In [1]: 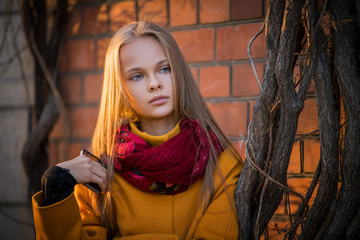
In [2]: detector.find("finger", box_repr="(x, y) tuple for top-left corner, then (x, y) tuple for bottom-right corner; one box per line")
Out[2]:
(88, 161), (108, 187)
(89, 174), (107, 193)
(91, 161), (108, 179)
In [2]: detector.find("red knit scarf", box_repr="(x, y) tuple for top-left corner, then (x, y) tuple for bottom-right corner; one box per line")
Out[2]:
(113, 118), (223, 195)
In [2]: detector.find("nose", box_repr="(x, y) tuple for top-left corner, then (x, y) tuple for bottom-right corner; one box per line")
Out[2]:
(148, 74), (163, 91)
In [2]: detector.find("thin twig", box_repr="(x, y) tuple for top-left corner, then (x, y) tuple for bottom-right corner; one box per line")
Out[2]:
(286, 181), (293, 226)
(252, 110), (275, 239)
(307, 0), (329, 58)
(28, 31), (65, 113)
(0, 0), (14, 55)
(247, 21), (265, 95)
(247, 18), (276, 240)
(0, 45), (26, 77)
(295, 121), (347, 142)
(255, 177), (270, 240)
(296, 0), (329, 98)
(10, 17), (33, 108)
(295, 128), (319, 142)
(285, 158), (322, 239)
(245, 137), (310, 238)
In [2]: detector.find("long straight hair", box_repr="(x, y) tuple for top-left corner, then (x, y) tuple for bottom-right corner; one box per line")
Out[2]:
(90, 21), (241, 236)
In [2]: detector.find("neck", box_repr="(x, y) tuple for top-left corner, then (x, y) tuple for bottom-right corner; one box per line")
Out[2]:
(139, 117), (177, 136)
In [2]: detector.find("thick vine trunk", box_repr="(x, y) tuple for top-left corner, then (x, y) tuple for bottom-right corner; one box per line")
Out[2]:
(235, 0), (315, 238)
(235, 0), (360, 238)
(323, 0), (360, 238)
(253, 0), (314, 235)
(235, 0), (285, 238)
(299, 0), (340, 238)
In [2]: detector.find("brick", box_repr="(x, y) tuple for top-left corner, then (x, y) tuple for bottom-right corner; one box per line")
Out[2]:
(170, 0), (197, 26)
(207, 101), (247, 136)
(275, 177), (316, 215)
(171, 28), (214, 62)
(60, 40), (96, 72)
(190, 67), (198, 83)
(199, 65), (229, 98)
(97, 37), (111, 68)
(83, 4), (108, 35)
(288, 141), (301, 173)
(232, 140), (246, 161)
(233, 62), (264, 97)
(66, 7), (82, 36)
(138, 0), (168, 26)
(275, 197), (288, 216)
(287, 177), (318, 214)
(47, 0), (57, 8)
(308, 78), (316, 94)
(48, 142), (59, 166)
(52, 141), (91, 163)
(293, 63), (301, 92)
(49, 140), (67, 164)
(110, 1), (136, 32)
(71, 106), (99, 138)
(67, 142), (88, 159)
(84, 73), (103, 103)
(297, 99), (319, 135)
(266, 220), (299, 240)
(59, 76), (82, 104)
(49, 113), (66, 139)
(274, 189), (293, 215)
(231, 0), (263, 20)
(304, 140), (320, 173)
(216, 23), (266, 61)
(199, 0), (229, 23)
(275, 198), (286, 215)
(59, 141), (67, 163)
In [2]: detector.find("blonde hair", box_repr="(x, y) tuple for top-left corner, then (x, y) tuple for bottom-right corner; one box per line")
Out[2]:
(90, 21), (241, 236)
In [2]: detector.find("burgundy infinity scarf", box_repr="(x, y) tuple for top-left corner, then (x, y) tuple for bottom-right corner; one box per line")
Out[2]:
(113, 118), (223, 195)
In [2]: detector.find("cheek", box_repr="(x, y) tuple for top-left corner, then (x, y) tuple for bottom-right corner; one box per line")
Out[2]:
(127, 97), (143, 116)
(127, 93), (142, 109)
(163, 76), (174, 91)
(124, 83), (138, 99)
(123, 86), (139, 108)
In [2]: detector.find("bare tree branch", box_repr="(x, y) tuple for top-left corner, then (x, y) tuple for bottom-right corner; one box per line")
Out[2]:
(20, 0), (69, 194)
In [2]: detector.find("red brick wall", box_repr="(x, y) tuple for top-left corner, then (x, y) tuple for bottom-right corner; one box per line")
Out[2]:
(49, 0), (319, 238)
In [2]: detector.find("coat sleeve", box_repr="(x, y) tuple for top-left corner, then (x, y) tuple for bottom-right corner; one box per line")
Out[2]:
(188, 149), (243, 240)
(32, 185), (107, 240)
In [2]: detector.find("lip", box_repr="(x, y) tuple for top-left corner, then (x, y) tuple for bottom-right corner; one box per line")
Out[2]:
(149, 95), (169, 105)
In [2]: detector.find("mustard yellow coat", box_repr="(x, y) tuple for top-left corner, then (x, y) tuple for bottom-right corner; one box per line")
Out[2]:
(32, 123), (243, 240)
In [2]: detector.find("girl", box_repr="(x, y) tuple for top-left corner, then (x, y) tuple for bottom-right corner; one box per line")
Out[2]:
(32, 21), (243, 240)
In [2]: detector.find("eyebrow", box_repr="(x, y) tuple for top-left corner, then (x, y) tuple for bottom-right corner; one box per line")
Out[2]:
(124, 59), (169, 75)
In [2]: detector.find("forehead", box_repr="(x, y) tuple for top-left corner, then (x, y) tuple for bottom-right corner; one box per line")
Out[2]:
(119, 37), (167, 71)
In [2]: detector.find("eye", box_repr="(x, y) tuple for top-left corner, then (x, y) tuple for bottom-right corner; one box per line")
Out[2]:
(159, 66), (171, 73)
(129, 74), (143, 81)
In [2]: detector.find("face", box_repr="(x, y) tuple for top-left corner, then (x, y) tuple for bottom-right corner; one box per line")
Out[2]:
(120, 37), (175, 125)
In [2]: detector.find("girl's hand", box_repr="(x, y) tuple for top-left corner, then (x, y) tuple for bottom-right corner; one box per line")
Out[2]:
(56, 155), (108, 193)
